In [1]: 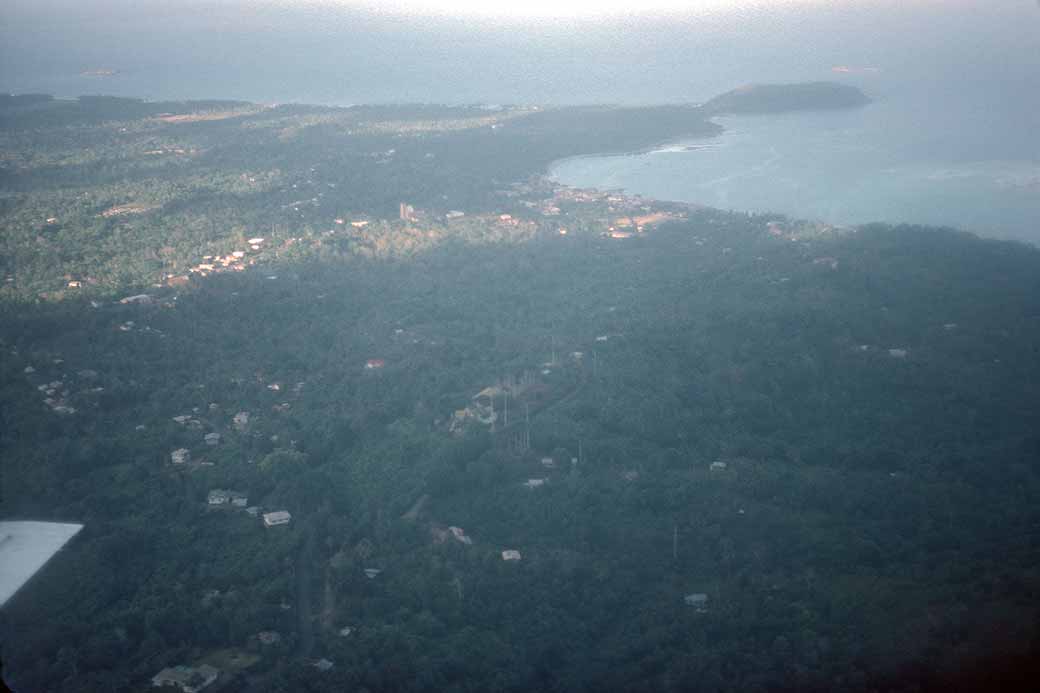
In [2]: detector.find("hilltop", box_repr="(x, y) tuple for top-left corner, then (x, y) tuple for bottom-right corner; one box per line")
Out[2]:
(702, 81), (871, 115)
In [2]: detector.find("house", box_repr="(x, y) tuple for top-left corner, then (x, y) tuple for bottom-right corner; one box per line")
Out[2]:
(150, 664), (219, 693)
(448, 526), (473, 545)
(230, 492), (248, 507)
(257, 630), (281, 645)
(888, 348), (908, 359)
(445, 210), (465, 219)
(313, 659), (334, 672)
(363, 568), (382, 579)
(171, 448), (190, 465)
(523, 478), (548, 489)
(232, 250), (245, 259)
(233, 411), (250, 431)
(350, 220), (369, 228)
(263, 511), (292, 527)
(684, 593), (709, 612)
(247, 237), (265, 245)
(501, 550), (522, 561)
(67, 281), (82, 288)
(204, 432), (221, 446)
(622, 470), (640, 482)
(541, 457), (555, 469)
(173, 415), (191, 424)
(207, 489), (230, 505)
(365, 359), (385, 370)
(710, 461), (727, 472)
(119, 294), (153, 305)
(245, 506), (261, 517)
(339, 626), (354, 637)
(473, 385), (504, 401)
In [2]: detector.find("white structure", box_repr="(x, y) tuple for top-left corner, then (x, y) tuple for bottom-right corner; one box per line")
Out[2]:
(0, 521), (83, 607)
(684, 593), (710, 612)
(523, 478), (548, 489)
(364, 568), (382, 579)
(204, 432), (221, 446)
(150, 664), (219, 692)
(119, 294), (153, 305)
(541, 457), (555, 469)
(230, 493), (248, 507)
(207, 489), (230, 505)
(448, 526), (473, 545)
(709, 461), (727, 472)
(888, 348), (909, 359)
(501, 550), (522, 561)
(263, 511), (292, 527)
(171, 448), (190, 465)
(247, 237), (265, 245)
(339, 626), (354, 637)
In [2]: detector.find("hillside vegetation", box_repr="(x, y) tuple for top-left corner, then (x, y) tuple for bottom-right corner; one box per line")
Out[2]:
(2, 89), (1038, 693)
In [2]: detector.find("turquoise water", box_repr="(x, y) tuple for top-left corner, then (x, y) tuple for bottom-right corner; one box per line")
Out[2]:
(550, 99), (1040, 242)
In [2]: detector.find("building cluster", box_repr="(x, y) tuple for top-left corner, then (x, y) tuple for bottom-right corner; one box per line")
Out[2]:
(23, 364), (107, 416)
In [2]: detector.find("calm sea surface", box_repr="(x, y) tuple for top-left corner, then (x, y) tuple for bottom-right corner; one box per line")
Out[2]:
(2, 0), (1038, 241)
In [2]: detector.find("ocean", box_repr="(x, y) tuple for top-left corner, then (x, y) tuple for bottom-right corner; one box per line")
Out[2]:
(2, 0), (1038, 241)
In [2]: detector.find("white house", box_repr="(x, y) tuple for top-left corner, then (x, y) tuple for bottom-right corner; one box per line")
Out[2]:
(207, 490), (230, 505)
(501, 550), (522, 561)
(171, 448), (190, 465)
(684, 593), (709, 612)
(204, 432), (221, 446)
(448, 526), (473, 545)
(523, 478), (548, 489)
(263, 511), (291, 527)
(710, 461), (727, 472)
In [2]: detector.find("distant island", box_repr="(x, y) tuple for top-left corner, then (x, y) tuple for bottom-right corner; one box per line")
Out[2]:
(702, 81), (871, 115)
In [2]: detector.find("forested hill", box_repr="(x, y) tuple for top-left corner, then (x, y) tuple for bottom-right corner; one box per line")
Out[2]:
(2, 90), (1040, 693)
(702, 82), (871, 115)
